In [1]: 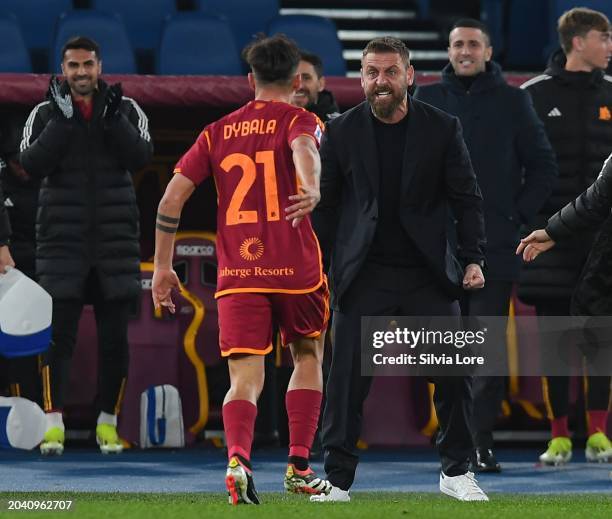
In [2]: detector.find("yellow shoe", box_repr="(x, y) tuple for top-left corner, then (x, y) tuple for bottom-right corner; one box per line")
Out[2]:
(585, 432), (612, 463)
(40, 427), (64, 456)
(539, 437), (572, 465)
(96, 423), (123, 454)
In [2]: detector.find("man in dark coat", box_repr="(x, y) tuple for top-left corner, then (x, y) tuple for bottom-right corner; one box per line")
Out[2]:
(415, 18), (557, 472)
(19, 36), (153, 456)
(519, 7), (612, 464)
(311, 37), (488, 502)
(0, 179), (13, 273)
(0, 111), (41, 403)
(518, 151), (612, 463)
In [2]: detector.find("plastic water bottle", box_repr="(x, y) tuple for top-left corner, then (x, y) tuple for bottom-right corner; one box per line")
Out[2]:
(0, 267), (52, 357)
(0, 396), (46, 450)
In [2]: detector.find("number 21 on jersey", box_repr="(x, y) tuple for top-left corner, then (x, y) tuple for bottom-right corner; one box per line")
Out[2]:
(221, 151), (280, 226)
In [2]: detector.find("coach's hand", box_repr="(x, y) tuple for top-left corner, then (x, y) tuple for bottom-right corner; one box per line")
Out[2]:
(152, 267), (179, 314)
(104, 82), (123, 121)
(47, 75), (73, 121)
(286, 185), (320, 228)
(516, 229), (555, 262)
(463, 263), (485, 290)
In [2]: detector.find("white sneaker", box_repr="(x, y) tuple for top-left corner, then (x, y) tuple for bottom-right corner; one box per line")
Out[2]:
(440, 471), (489, 501)
(310, 485), (351, 502)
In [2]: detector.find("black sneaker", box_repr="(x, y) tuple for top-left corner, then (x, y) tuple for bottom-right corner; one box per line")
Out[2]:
(225, 456), (261, 505)
(470, 448), (501, 473)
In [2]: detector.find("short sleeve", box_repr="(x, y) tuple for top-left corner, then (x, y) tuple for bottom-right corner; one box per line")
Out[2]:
(173, 129), (212, 186)
(287, 110), (324, 149)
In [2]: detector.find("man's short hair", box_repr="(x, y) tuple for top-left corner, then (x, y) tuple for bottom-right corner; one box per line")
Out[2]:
(362, 37), (411, 68)
(61, 36), (100, 61)
(242, 34), (301, 86)
(449, 18), (492, 46)
(558, 7), (610, 54)
(299, 51), (324, 78)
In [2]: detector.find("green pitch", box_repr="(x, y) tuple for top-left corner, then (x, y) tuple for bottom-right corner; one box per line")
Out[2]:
(1, 492), (610, 518)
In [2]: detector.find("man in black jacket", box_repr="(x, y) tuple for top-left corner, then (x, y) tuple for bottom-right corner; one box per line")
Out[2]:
(311, 37), (488, 502)
(0, 112), (41, 403)
(518, 151), (612, 463)
(0, 180), (14, 273)
(20, 36), (153, 456)
(415, 19), (557, 472)
(291, 51), (340, 122)
(520, 7), (612, 465)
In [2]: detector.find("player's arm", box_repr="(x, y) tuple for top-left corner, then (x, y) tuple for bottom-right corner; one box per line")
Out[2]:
(152, 173), (196, 312)
(286, 135), (321, 228)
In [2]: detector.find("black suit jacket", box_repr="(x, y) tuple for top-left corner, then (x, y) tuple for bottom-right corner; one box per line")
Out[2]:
(312, 97), (486, 310)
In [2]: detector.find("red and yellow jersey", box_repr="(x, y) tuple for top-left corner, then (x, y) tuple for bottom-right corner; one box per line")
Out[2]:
(174, 100), (325, 298)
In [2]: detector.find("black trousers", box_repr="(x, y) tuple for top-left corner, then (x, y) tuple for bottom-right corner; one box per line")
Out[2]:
(42, 270), (131, 415)
(461, 280), (513, 449)
(536, 300), (611, 419)
(322, 263), (473, 490)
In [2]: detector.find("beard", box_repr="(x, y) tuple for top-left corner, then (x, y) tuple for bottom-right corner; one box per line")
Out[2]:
(367, 86), (407, 119)
(70, 77), (96, 96)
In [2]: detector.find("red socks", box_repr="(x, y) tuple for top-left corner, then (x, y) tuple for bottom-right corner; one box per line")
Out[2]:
(222, 400), (257, 462)
(286, 389), (322, 459)
(551, 416), (569, 438)
(587, 410), (608, 436)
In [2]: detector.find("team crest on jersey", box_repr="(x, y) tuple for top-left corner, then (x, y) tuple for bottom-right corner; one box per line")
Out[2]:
(239, 237), (264, 261)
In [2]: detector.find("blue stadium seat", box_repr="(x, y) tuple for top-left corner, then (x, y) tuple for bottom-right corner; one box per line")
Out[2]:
(157, 13), (242, 75)
(0, 0), (71, 53)
(196, 0), (279, 52)
(91, 0), (176, 52)
(267, 15), (346, 76)
(0, 15), (32, 72)
(549, 0), (612, 19)
(480, 0), (506, 57)
(505, 0), (549, 68)
(51, 10), (136, 74)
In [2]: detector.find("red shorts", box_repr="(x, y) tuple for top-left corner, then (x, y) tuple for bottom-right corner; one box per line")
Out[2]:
(217, 279), (329, 357)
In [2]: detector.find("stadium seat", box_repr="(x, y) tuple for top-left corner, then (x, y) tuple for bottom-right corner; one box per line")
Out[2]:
(51, 10), (136, 74)
(505, 0), (549, 68)
(157, 13), (242, 75)
(172, 232), (227, 432)
(0, 15), (32, 72)
(0, 0), (71, 54)
(91, 0), (176, 52)
(267, 15), (347, 76)
(549, 0), (612, 20)
(196, 0), (279, 52)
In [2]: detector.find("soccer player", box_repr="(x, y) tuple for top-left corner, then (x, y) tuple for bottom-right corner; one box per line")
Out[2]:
(152, 34), (331, 505)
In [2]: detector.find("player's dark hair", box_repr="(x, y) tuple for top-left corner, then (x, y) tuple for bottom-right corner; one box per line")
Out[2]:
(61, 36), (101, 61)
(299, 50), (324, 78)
(450, 18), (492, 46)
(242, 34), (301, 86)
(362, 37), (411, 68)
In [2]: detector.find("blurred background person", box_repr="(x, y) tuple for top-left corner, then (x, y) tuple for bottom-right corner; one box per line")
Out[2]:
(0, 112), (42, 403)
(291, 51), (340, 122)
(415, 18), (557, 473)
(519, 7), (612, 465)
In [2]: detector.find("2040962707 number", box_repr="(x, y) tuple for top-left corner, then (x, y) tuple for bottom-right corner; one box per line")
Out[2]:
(4, 500), (73, 511)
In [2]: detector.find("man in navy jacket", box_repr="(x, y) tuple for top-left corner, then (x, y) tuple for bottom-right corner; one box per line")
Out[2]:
(415, 19), (557, 472)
